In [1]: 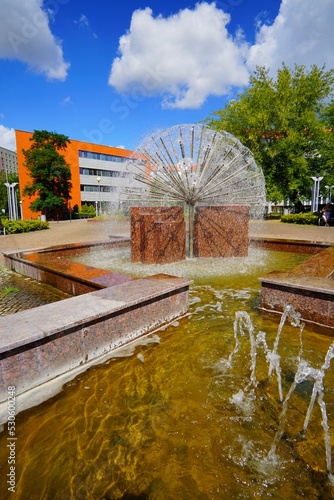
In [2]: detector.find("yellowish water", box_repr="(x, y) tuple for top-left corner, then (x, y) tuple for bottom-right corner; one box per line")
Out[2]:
(1, 249), (334, 499)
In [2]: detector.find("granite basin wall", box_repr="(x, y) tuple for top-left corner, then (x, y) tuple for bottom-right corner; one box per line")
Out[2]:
(259, 246), (334, 328)
(250, 238), (330, 254)
(3, 238), (133, 296)
(194, 205), (249, 258)
(131, 206), (185, 264)
(0, 274), (192, 425)
(261, 280), (334, 328)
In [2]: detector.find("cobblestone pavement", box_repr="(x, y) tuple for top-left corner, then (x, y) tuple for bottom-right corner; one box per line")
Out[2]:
(0, 267), (70, 316)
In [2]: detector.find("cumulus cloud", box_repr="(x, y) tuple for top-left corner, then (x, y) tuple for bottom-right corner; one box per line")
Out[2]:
(247, 0), (334, 73)
(0, 126), (16, 151)
(109, 1), (334, 109)
(108, 3), (249, 109)
(0, 0), (69, 81)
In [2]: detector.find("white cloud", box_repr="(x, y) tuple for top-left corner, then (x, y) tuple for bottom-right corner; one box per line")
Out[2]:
(108, 3), (249, 109)
(247, 0), (334, 73)
(0, 0), (69, 81)
(0, 126), (16, 151)
(109, 1), (334, 110)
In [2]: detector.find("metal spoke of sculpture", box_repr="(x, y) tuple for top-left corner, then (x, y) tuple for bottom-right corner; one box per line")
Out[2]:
(124, 124), (266, 258)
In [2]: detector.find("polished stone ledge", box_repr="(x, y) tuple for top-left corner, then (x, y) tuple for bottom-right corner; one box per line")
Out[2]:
(0, 274), (192, 425)
(259, 245), (334, 328)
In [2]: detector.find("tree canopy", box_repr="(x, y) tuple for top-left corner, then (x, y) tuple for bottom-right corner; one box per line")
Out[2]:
(23, 130), (72, 218)
(205, 64), (334, 205)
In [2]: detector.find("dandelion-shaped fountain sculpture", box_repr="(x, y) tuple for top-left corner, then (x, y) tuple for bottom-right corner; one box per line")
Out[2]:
(124, 124), (266, 258)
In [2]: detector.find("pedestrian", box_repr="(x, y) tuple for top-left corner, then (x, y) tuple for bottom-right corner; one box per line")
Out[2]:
(322, 202), (332, 226)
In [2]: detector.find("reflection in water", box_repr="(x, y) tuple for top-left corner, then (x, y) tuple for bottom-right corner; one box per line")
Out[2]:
(0, 249), (333, 498)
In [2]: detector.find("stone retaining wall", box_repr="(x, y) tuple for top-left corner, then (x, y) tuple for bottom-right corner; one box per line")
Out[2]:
(0, 274), (192, 425)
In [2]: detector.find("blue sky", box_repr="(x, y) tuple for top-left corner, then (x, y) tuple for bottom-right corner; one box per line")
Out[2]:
(1, 0), (333, 152)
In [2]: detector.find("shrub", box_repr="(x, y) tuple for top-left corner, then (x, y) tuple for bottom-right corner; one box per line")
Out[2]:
(280, 212), (318, 225)
(264, 213), (281, 220)
(79, 204), (96, 217)
(2, 219), (49, 234)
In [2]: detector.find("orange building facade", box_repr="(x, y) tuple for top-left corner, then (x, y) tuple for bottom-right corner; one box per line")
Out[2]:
(15, 130), (135, 220)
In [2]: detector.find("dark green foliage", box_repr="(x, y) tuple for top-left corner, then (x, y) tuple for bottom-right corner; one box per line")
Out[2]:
(206, 64), (334, 204)
(2, 219), (49, 233)
(280, 212), (318, 225)
(22, 130), (72, 219)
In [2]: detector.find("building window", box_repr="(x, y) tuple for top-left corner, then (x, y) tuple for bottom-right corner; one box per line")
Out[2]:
(80, 185), (117, 193)
(79, 149), (131, 163)
(79, 167), (129, 178)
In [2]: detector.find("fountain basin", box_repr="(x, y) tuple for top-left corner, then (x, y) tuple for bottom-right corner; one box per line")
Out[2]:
(1, 239), (192, 425)
(3, 237), (133, 296)
(2, 238), (334, 497)
(0, 273), (191, 426)
(259, 244), (334, 328)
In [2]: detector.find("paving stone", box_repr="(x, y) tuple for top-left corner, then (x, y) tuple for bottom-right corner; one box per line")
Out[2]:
(0, 268), (70, 316)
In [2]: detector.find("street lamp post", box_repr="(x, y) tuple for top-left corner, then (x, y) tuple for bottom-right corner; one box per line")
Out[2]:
(97, 177), (101, 216)
(5, 182), (18, 220)
(311, 176), (323, 212)
(325, 185), (334, 203)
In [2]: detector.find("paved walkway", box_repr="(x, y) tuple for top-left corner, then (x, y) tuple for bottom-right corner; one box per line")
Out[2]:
(0, 218), (333, 265)
(249, 219), (334, 243)
(0, 219), (131, 265)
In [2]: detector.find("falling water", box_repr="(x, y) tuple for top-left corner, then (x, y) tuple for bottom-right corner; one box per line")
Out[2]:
(228, 305), (334, 482)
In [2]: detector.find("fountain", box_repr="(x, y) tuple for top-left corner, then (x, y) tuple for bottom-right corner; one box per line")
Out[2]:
(1, 242), (334, 498)
(1, 124), (333, 497)
(124, 124), (266, 259)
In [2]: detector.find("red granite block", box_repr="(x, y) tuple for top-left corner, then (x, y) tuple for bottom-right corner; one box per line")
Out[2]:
(145, 220), (186, 264)
(193, 205), (249, 258)
(131, 206), (185, 263)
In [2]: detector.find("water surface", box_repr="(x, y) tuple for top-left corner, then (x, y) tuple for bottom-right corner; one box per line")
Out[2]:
(1, 249), (333, 498)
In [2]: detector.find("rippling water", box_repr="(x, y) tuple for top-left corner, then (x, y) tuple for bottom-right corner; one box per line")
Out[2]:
(1, 249), (334, 498)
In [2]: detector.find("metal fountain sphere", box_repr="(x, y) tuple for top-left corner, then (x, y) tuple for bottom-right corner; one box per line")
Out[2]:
(124, 123), (267, 218)
(123, 123), (267, 258)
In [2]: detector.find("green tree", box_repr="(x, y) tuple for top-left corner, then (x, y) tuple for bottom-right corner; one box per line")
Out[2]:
(22, 130), (72, 218)
(205, 64), (334, 207)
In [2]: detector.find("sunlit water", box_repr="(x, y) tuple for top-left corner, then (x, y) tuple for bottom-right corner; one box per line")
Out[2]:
(1, 248), (334, 498)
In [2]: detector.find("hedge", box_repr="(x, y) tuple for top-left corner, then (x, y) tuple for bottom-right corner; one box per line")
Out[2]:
(80, 204), (96, 216)
(280, 212), (318, 225)
(2, 219), (49, 234)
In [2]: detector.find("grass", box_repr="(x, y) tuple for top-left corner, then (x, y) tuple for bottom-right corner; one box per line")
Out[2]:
(1, 286), (20, 298)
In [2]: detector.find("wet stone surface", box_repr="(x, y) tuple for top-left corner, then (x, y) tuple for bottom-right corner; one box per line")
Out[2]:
(0, 268), (70, 316)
